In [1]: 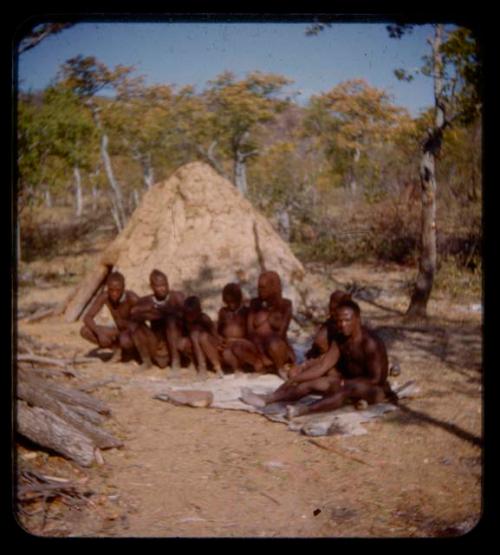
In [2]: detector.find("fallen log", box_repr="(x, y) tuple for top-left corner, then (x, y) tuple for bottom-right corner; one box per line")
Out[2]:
(17, 354), (95, 368)
(78, 377), (120, 393)
(17, 365), (83, 380)
(69, 404), (107, 426)
(17, 380), (122, 449)
(22, 306), (56, 323)
(16, 401), (96, 467)
(17, 354), (68, 368)
(18, 370), (111, 415)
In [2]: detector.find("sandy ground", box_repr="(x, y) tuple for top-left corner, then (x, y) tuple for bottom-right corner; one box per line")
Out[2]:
(14, 253), (483, 539)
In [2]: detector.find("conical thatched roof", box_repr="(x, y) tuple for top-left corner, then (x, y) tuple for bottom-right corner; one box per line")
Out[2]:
(63, 162), (307, 322)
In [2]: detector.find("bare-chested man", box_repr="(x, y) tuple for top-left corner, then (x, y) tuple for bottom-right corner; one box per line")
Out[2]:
(241, 299), (398, 417)
(215, 282), (263, 374)
(235, 271), (295, 377)
(305, 290), (352, 360)
(183, 295), (224, 380)
(130, 269), (186, 372)
(80, 271), (139, 362)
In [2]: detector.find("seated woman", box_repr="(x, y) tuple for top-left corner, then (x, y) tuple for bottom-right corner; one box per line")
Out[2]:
(243, 271), (296, 378)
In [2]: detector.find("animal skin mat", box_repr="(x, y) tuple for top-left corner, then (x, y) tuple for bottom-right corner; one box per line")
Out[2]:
(125, 373), (419, 437)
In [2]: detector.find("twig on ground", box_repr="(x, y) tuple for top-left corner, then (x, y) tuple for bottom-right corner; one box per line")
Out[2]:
(307, 438), (373, 466)
(259, 491), (281, 505)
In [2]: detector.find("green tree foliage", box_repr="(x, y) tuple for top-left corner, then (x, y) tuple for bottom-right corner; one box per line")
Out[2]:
(57, 56), (137, 230)
(302, 79), (406, 193)
(204, 71), (293, 195)
(17, 87), (96, 207)
(111, 82), (207, 188)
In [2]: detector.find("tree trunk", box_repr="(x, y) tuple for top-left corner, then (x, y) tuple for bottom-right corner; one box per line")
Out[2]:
(73, 165), (83, 217)
(131, 189), (140, 208)
(88, 102), (126, 230)
(234, 150), (249, 196)
(92, 185), (99, 211)
(406, 149), (438, 318)
(276, 208), (291, 242)
(349, 147), (361, 194)
(143, 155), (155, 189)
(202, 141), (228, 179)
(406, 25), (444, 319)
(44, 187), (52, 209)
(101, 133), (126, 230)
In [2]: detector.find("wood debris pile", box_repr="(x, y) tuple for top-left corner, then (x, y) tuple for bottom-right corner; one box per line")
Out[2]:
(16, 333), (123, 468)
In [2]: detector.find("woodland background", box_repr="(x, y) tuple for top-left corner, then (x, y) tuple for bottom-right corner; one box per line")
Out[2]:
(16, 23), (482, 314)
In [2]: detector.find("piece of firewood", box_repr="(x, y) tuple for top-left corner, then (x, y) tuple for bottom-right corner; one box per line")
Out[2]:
(16, 401), (96, 467)
(17, 380), (122, 449)
(18, 370), (111, 415)
(23, 306), (56, 323)
(17, 353), (95, 368)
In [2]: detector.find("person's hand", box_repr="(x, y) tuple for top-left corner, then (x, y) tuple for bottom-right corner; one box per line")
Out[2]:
(98, 333), (113, 348)
(98, 329), (117, 348)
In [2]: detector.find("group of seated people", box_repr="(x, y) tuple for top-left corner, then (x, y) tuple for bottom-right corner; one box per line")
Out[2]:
(80, 268), (399, 417)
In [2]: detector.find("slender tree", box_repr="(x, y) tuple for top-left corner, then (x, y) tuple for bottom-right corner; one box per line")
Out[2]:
(58, 56), (136, 230)
(205, 71), (292, 195)
(389, 24), (482, 318)
(303, 79), (405, 194)
(307, 22), (482, 317)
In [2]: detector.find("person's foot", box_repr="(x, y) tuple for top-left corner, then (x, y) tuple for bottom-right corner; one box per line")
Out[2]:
(137, 360), (153, 371)
(198, 368), (208, 381)
(277, 366), (289, 380)
(354, 399), (369, 411)
(286, 404), (304, 419)
(240, 387), (267, 408)
(109, 349), (122, 363)
(169, 367), (182, 379)
(214, 367), (225, 379)
(389, 362), (401, 377)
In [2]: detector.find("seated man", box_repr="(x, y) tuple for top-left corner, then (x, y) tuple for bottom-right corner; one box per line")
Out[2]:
(236, 271), (295, 377)
(241, 299), (398, 418)
(305, 290), (352, 360)
(130, 269), (186, 372)
(80, 271), (139, 362)
(183, 295), (224, 380)
(216, 282), (263, 375)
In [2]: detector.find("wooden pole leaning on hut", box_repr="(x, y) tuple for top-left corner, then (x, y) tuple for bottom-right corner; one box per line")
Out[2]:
(60, 263), (112, 323)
